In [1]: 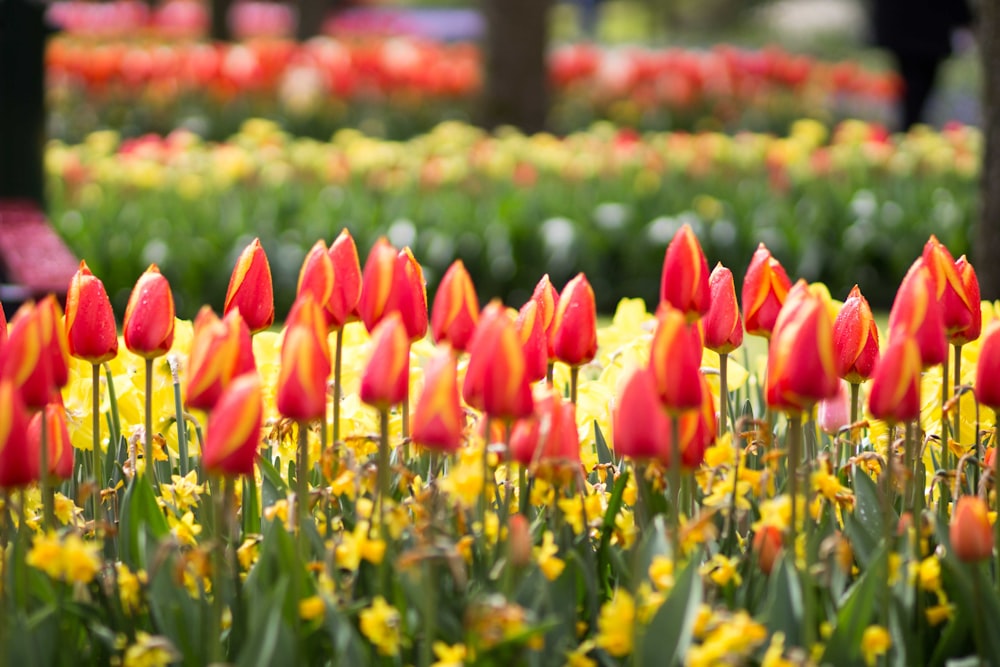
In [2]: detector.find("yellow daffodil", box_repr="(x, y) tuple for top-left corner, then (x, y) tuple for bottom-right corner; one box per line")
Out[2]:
(359, 596), (402, 657)
(534, 531), (566, 581)
(860, 625), (891, 667)
(595, 590), (634, 657)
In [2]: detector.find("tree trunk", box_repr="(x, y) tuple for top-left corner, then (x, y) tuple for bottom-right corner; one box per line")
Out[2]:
(480, 0), (553, 134)
(210, 0), (233, 41)
(978, 0), (1000, 298)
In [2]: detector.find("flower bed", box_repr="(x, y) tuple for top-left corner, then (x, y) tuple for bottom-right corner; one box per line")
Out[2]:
(46, 36), (899, 141)
(47, 119), (978, 319)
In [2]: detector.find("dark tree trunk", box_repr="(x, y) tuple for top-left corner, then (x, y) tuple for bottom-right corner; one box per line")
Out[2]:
(480, 0), (553, 134)
(296, 0), (328, 41)
(978, 0), (1000, 298)
(210, 0), (233, 41)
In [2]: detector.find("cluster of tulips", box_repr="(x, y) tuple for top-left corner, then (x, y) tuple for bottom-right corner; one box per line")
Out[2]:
(3, 219), (1000, 665)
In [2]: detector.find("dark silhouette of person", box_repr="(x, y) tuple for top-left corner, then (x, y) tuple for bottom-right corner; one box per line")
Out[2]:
(872, 0), (972, 130)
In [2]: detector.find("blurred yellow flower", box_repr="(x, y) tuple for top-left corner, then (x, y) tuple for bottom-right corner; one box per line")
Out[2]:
(595, 590), (634, 657)
(360, 596), (402, 657)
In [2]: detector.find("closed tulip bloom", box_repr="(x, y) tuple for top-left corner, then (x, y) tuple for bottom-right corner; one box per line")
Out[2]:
(923, 236), (976, 339)
(203, 373), (264, 477)
(28, 402), (73, 481)
(327, 229), (363, 329)
(124, 264), (175, 359)
(950, 495), (993, 562)
(359, 237), (398, 333)
(765, 281), (839, 413)
(224, 237), (275, 333)
(510, 389), (579, 468)
(703, 263), (743, 354)
(532, 274), (559, 357)
(888, 261), (947, 369)
(0, 380), (37, 488)
(1, 303), (54, 409)
(411, 347), (464, 453)
(37, 295), (70, 389)
(65, 260), (118, 364)
(516, 299), (548, 383)
(868, 337), (922, 424)
(833, 285), (880, 383)
(431, 260), (479, 352)
(946, 255), (981, 346)
(649, 303), (704, 412)
(752, 525), (784, 575)
(742, 243), (792, 338)
(613, 367), (671, 461)
(276, 295), (331, 421)
(185, 307), (253, 412)
(297, 240), (335, 323)
(660, 223), (710, 320)
(390, 247), (429, 342)
(674, 373), (716, 468)
(463, 301), (534, 420)
(360, 313), (411, 411)
(551, 273), (598, 367)
(975, 320), (1000, 409)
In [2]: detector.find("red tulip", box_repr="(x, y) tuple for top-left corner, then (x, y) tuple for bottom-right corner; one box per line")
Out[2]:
(390, 247), (428, 342)
(1, 303), (54, 409)
(224, 237), (275, 333)
(765, 281), (838, 413)
(359, 237), (398, 333)
(0, 379), (37, 488)
(185, 307), (254, 412)
(613, 367), (671, 461)
(65, 260), (118, 364)
(297, 240), (335, 324)
(463, 301), (534, 420)
(946, 255), (981, 346)
(431, 260), (479, 352)
(203, 373), (264, 477)
(410, 347), (464, 453)
(923, 236), (977, 340)
(752, 525), (784, 575)
(360, 313), (410, 411)
(28, 401), (73, 481)
(551, 273), (598, 367)
(37, 295), (70, 389)
(976, 320), (1000, 409)
(868, 336), (922, 424)
(742, 243), (792, 338)
(660, 223), (710, 320)
(833, 285), (879, 383)
(123, 264), (175, 359)
(532, 274), (559, 357)
(888, 260), (947, 369)
(276, 295), (331, 421)
(327, 229), (362, 329)
(510, 388), (579, 470)
(703, 263), (743, 354)
(950, 495), (993, 563)
(649, 303), (704, 412)
(515, 299), (548, 383)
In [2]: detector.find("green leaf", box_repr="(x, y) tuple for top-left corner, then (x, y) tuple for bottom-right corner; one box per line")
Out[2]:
(118, 472), (170, 569)
(147, 548), (206, 667)
(323, 605), (366, 664)
(596, 469), (629, 594)
(236, 578), (295, 667)
(819, 543), (885, 666)
(762, 554), (804, 647)
(258, 455), (287, 511)
(594, 421), (613, 466)
(845, 468), (891, 567)
(640, 556), (702, 667)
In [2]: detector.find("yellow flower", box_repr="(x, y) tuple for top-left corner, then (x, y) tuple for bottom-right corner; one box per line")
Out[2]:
(860, 625), (891, 667)
(648, 555), (674, 592)
(54, 493), (83, 526)
(636, 583), (664, 624)
(926, 603), (954, 626)
(439, 446), (484, 508)
(264, 499), (290, 529)
(167, 511), (202, 547)
(916, 556), (941, 593)
(299, 595), (326, 622)
(335, 521), (386, 571)
(431, 642), (467, 667)
(812, 469), (854, 505)
(699, 554), (742, 588)
(26, 532), (101, 584)
(761, 632), (794, 667)
(237, 538), (260, 571)
(534, 531), (566, 581)
(360, 596), (402, 657)
(123, 632), (179, 667)
(564, 642), (597, 667)
(595, 590), (635, 657)
(117, 563), (147, 613)
(159, 471), (204, 513)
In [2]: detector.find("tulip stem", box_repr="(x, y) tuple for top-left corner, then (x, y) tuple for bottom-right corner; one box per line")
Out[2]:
(91, 363), (103, 534)
(670, 415), (682, 567)
(718, 353), (729, 437)
(333, 328), (343, 446)
(953, 344), (963, 450)
(141, 358), (152, 480)
(169, 359), (189, 478)
(942, 351), (951, 469)
(570, 366), (579, 405)
(40, 407), (54, 529)
(518, 464), (528, 516)
(377, 407), (391, 542)
(849, 382), (860, 467)
(787, 413), (802, 554)
(546, 362), (554, 386)
(297, 421), (310, 562)
(209, 475), (226, 664)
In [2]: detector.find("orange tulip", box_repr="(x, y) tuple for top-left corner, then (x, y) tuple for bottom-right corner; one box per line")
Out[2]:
(976, 320), (1000, 409)
(431, 260), (479, 352)
(224, 237), (275, 333)
(765, 281), (838, 413)
(660, 223), (710, 320)
(551, 273), (597, 367)
(28, 401), (73, 481)
(276, 295), (331, 421)
(752, 525), (784, 575)
(185, 307), (254, 412)
(37, 295), (70, 390)
(613, 367), (671, 461)
(532, 274), (559, 357)
(868, 337), (922, 424)
(0, 379), (36, 488)
(833, 285), (879, 383)
(923, 236), (977, 340)
(510, 388), (579, 469)
(359, 237), (398, 333)
(649, 303), (704, 412)
(410, 347), (464, 453)
(65, 260), (118, 364)
(888, 260), (946, 369)
(463, 301), (534, 420)
(946, 255), (981, 346)
(703, 263), (743, 354)
(297, 239), (335, 323)
(123, 264), (175, 359)
(1, 303), (54, 409)
(515, 299), (548, 383)
(742, 243), (791, 338)
(391, 247), (429, 342)
(950, 495), (993, 563)
(360, 313), (410, 411)
(327, 229), (363, 329)
(203, 372), (264, 477)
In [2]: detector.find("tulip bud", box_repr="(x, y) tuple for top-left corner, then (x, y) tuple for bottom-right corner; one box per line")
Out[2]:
(359, 237), (398, 333)
(888, 260), (947, 369)
(124, 264), (176, 359)
(949, 495), (993, 562)
(411, 347), (464, 453)
(37, 295), (70, 389)
(360, 313), (410, 411)
(0, 380), (37, 488)
(703, 263), (743, 354)
(532, 274), (559, 357)
(203, 373), (264, 477)
(976, 320), (1000, 409)
(463, 302), (534, 420)
(327, 229), (363, 329)
(660, 223), (710, 320)
(224, 238), (275, 333)
(28, 401), (73, 481)
(515, 299), (548, 383)
(551, 273), (598, 368)
(613, 367), (671, 461)
(1, 303), (54, 409)
(752, 525), (784, 575)
(390, 247), (428, 342)
(834, 285), (879, 383)
(510, 388), (579, 470)
(923, 236), (978, 340)
(297, 239), (335, 321)
(868, 337), (922, 425)
(947, 255), (981, 346)
(66, 260), (118, 364)
(742, 243), (792, 338)
(276, 295), (331, 421)
(431, 260), (479, 352)
(765, 281), (839, 413)
(649, 303), (704, 412)
(185, 307), (254, 412)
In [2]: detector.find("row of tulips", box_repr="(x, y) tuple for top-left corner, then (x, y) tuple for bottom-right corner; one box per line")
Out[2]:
(47, 118), (978, 319)
(2, 218), (1000, 664)
(47, 36), (899, 142)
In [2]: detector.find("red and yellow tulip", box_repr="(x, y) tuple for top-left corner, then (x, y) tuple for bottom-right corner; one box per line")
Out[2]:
(410, 346), (464, 453)
(660, 223), (710, 320)
(742, 243), (791, 339)
(202, 372), (264, 477)
(833, 285), (879, 383)
(224, 237), (275, 334)
(123, 264), (176, 359)
(431, 260), (479, 352)
(65, 260), (118, 364)
(703, 263), (743, 355)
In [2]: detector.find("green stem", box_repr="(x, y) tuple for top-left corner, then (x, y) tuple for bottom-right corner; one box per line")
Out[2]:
(91, 364), (103, 532)
(670, 415), (682, 568)
(718, 352), (729, 437)
(421, 559), (435, 667)
(942, 351), (950, 468)
(546, 361), (554, 386)
(170, 359), (189, 478)
(849, 382), (860, 467)
(333, 328), (343, 445)
(954, 344), (963, 448)
(103, 362), (122, 455)
(787, 413), (802, 554)
(402, 390), (410, 462)
(141, 358), (152, 479)
(518, 464), (528, 516)
(377, 408), (391, 538)
(297, 422), (310, 562)
(209, 475), (226, 664)
(40, 406), (53, 528)
(570, 365), (579, 405)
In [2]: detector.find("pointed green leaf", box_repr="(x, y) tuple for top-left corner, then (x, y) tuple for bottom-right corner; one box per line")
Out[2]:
(119, 472), (170, 569)
(762, 554), (804, 647)
(819, 544), (885, 666)
(594, 421), (613, 466)
(641, 556), (703, 667)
